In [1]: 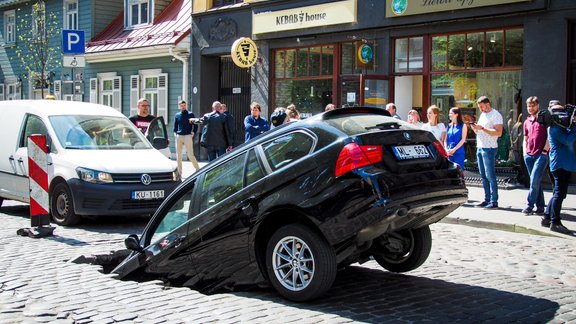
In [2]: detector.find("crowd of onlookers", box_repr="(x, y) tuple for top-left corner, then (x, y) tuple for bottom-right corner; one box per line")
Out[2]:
(130, 96), (575, 235)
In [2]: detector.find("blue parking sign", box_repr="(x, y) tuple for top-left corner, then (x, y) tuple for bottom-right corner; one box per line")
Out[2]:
(62, 30), (85, 54)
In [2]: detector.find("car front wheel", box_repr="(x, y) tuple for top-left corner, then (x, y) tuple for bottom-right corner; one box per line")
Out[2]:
(372, 225), (432, 273)
(265, 224), (336, 302)
(50, 183), (80, 226)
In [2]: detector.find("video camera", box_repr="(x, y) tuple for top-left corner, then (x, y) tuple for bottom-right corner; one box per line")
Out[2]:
(537, 103), (576, 129)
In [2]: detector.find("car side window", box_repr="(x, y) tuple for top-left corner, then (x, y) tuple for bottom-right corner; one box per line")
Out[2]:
(261, 132), (314, 171)
(20, 114), (52, 150)
(149, 183), (194, 245)
(200, 153), (246, 211)
(245, 149), (265, 186)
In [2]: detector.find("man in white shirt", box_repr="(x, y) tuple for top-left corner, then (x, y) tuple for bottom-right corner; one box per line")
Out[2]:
(470, 96), (503, 209)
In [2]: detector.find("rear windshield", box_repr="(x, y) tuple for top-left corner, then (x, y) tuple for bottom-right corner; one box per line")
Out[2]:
(324, 113), (415, 135)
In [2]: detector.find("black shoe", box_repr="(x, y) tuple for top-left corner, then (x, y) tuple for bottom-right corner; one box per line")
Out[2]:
(550, 223), (572, 235)
(541, 217), (551, 227)
(535, 208), (545, 215)
(484, 202), (498, 209)
(476, 201), (489, 207)
(522, 207), (533, 215)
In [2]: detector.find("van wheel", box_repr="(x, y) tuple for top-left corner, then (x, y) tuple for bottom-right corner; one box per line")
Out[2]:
(51, 183), (80, 226)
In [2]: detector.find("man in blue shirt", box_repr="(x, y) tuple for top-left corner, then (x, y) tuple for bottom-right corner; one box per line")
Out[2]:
(244, 102), (269, 142)
(173, 100), (200, 175)
(541, 104), (576, 234)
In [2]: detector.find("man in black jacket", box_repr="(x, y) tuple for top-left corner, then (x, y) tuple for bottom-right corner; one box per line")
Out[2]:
(194, 101), (232, 161)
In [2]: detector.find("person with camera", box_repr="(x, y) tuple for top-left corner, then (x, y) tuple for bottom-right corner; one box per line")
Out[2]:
(522, 96), (549, 215)
(471, 96), (504, 209)
(541, 103), (576, 234)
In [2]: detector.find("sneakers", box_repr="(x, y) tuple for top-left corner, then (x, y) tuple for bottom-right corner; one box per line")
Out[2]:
(522, 207), (533, 215)
(484, 202), (498, 209)
(535, 208), (545, 215)
(550, 223), (572, 235)
(541, 218), (551, 227)
(476, 201), (489, 207)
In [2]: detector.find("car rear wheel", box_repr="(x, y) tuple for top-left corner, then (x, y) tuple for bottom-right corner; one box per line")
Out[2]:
(50, 183), (80, 226)
(373, 225), (432, 273)
(265, 224), (336, 302)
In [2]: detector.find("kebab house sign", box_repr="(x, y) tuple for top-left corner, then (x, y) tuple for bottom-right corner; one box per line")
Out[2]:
(231, 37), (258, 68)
(386, 0), (530, 17)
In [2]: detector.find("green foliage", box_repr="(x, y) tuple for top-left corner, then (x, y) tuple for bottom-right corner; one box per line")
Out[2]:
(14, 0), (60, 96)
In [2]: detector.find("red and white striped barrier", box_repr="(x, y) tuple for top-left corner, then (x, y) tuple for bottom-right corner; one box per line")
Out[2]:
(27, 135), (50, 227)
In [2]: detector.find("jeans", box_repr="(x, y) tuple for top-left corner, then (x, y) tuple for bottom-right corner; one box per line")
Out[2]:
(207, 146), (226, 162)
(547, 168), (571, 224)
(523, 153), (548, 210)
(477, 148), (498, 204)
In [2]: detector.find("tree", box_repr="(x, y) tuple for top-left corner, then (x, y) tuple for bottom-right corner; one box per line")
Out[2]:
(15, 0), (60, 98)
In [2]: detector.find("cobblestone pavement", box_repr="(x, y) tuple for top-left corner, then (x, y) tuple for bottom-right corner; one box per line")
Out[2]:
(1, 201), (576, 323)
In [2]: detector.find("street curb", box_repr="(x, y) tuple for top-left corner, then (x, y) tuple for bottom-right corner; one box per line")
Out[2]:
(440, 217), (569, 239)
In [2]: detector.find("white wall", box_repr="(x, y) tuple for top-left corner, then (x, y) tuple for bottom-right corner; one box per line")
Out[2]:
(394, 76), (413, 120)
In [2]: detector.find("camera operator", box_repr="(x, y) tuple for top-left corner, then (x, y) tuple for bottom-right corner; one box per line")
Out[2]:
(541, 103), (576, 234)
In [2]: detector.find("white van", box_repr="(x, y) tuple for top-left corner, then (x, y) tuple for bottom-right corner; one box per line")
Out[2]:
(0, 100), (181, 226)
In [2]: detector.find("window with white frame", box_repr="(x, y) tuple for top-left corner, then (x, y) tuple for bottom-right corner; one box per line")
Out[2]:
(32, 1), (46, 40)
(130, 70), (168, 122)
(126, 0), (149, 28)
(5, 79), (21, 100)
(90, 73), (122, 112)
(4, 10), (15, 44)
(64, 0), (78, 30)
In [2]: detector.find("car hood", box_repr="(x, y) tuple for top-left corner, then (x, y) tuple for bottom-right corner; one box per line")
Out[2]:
(56, 148), (176, 173)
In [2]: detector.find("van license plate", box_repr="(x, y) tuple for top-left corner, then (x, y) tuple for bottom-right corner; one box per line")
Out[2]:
(392, 145), (430, 160)
(132, 190), (164, 200)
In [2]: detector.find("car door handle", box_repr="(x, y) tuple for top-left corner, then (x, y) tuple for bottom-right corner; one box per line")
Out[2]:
(237, 196), (258, 209)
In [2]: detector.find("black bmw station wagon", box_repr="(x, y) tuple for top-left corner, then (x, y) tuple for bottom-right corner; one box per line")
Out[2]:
(113, 107), (468, 302)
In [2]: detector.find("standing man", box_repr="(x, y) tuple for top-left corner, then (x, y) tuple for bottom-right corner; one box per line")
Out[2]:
(173, 100), (200, 175)
(471, 96), (503, 209)
(522, 96), (549, 215)
(195, 101), (232, 161)
(386, 103), (401, 119)
(129, 98), (155, 133)
(221, 103), (236, 150)
(244, 102), (269, 142)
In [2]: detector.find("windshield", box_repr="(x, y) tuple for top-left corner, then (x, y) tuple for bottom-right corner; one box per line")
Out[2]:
(50, 115), (153, 150)
(324, 113), (417, 135)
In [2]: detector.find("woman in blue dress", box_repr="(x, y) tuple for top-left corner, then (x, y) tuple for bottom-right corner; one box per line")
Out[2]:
(445, 107), (468, 169)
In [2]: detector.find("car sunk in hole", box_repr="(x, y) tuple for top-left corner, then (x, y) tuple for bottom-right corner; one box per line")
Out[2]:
(113, 107), (468, 302)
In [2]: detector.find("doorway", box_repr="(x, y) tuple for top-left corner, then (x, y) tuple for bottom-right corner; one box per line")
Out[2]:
(394, 75), (423, 121)
(219, 56), (251, 147)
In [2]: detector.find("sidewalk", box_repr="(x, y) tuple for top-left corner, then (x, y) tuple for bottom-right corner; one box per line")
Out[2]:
(180, 161), (576, 240)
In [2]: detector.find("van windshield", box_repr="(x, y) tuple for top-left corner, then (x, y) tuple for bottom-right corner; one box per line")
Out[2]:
(49, 115), (153, 150)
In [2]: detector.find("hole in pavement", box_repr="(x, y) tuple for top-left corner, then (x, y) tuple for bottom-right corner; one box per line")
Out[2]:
(71, 249), (131, 274)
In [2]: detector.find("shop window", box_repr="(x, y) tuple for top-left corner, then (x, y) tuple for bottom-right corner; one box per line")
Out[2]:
(394, 37), (424, 73)
(431, 28), (522, 72)
(341, 43), (362, 74)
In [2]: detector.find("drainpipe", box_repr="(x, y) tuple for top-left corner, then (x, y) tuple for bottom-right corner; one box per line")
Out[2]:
(169, 46), (189, 103)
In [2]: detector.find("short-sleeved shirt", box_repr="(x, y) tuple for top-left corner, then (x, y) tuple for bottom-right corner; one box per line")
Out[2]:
(129, 114), (155, 133)
(422, 122), (446, 141)
(476, 109), (503, 148)
(523, 115), (547, 156)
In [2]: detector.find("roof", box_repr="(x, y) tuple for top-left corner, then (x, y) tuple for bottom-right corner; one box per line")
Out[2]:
(86, 0), (191, 54)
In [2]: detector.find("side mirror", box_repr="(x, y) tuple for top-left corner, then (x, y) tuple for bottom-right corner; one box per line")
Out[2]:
(124, 234), (144, 252)
(152, 137), (168, 150)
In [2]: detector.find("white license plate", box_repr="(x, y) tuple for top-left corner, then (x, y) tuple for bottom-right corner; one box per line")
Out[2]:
(132, 190), (165, 200)
(392, 145), (430, 160)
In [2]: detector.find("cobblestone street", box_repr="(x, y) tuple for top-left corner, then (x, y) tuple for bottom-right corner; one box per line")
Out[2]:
(1, 200), (576, 323)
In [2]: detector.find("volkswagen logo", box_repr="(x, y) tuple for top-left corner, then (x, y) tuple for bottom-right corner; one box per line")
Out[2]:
(403, 132), (412, 140)
(141, 174), (152, 186)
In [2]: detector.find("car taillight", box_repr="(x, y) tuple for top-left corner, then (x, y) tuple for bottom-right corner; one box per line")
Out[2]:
(432, 141), (448, 158)
(335, 143), (382, 177)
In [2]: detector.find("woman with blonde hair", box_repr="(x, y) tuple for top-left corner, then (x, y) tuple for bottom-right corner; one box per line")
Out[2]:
(407, 109), (423, 128)
(286, 104), (300, 122)
(422, 105), (446, 142)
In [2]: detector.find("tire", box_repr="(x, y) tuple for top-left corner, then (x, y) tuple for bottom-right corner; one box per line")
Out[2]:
(50, 183), (81, 226)
(373, 225), (432, 273)
(265, 224), (336, 302)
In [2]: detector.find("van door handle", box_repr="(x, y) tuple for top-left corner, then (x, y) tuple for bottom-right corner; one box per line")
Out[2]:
(17, 157), (26, 174)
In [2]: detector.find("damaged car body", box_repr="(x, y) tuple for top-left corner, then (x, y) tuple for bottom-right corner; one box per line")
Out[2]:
(112, 107), (468, 302)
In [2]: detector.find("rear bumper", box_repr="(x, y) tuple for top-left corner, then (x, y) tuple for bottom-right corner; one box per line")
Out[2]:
(67, 179), (180, 216)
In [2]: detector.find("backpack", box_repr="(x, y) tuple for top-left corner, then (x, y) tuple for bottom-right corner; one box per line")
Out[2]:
(270, 109), (287, 126)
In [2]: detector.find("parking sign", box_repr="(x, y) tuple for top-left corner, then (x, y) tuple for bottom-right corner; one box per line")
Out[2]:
(62, 30), (85, 54)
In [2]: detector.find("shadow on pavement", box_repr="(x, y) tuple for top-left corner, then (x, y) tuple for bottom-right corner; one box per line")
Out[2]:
(235, 265), (559, 323)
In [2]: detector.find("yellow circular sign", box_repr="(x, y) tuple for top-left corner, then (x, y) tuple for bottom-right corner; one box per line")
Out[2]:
(231, 37), (258, 68)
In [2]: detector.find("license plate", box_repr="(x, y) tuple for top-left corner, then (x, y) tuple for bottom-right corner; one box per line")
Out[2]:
(392, 145), (430, 160)
(132, 190), (165, 200)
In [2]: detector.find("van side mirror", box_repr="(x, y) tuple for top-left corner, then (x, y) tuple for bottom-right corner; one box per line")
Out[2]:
(152, 137), (168, 150)
(124, 234), (143, 252)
